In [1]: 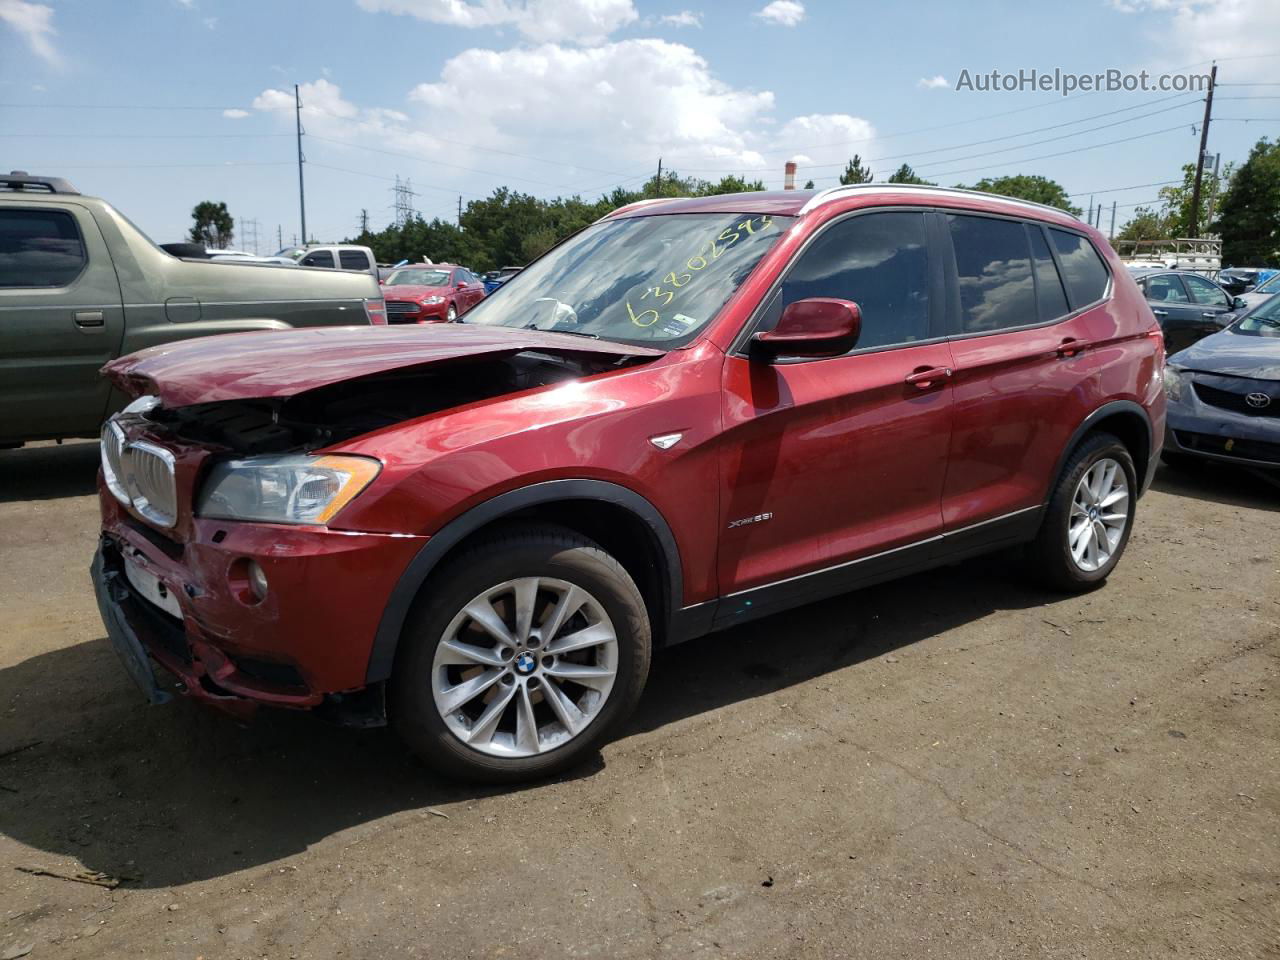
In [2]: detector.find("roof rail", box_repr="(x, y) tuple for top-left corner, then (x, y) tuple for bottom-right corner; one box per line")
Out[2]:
(1, 170), (80, 195)
(798, 183), (1076, 220)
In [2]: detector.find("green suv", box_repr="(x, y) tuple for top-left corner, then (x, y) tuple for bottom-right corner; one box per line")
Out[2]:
(0, 172), (385, 447)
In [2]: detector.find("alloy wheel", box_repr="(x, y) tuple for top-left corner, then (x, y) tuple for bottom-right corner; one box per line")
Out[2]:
(430, 577), (619, 758)
(1068, 457), (1129, 573)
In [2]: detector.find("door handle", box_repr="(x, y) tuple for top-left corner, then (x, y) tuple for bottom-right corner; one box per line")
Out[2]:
(905, 366), (952, 390)
(1200, 311), (1220, 318)
(1152, 309), (1168, 317)
(74, 310), (104, 327)
(1056, 337), (1088, 358)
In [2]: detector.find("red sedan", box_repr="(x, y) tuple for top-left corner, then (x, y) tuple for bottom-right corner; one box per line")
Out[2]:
(381, 264), (486, 323)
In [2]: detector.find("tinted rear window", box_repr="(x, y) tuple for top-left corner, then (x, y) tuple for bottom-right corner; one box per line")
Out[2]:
(339, 250), (370, 270)
(947, 214), (1035, 333)
(0, 208), (87, 288)
(1049, 229), (1109, 308)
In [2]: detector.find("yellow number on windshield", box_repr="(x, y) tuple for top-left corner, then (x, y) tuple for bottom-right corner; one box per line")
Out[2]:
(627, 301), (660, 327)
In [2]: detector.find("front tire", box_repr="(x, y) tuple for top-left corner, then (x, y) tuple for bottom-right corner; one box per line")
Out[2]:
(1026, 432), (1137, 592)
(392, 524), (651, 782)
(446, 303), (458, 322)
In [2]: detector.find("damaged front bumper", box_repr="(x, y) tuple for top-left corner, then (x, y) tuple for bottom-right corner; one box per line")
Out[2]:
(93, 488), (427, 723)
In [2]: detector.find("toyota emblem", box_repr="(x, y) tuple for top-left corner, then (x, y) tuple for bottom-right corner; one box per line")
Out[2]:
(1245, 392), (1271, 409)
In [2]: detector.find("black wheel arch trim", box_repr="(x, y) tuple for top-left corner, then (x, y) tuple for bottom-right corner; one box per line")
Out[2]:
(1044, 400), (1155, 513)
(365, 479), (684, 684)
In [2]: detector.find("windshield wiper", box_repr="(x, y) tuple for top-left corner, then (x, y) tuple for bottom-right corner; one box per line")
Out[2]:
(522, 322), (599, 339)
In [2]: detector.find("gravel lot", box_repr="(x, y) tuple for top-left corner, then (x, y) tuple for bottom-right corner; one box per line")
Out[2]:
(1, 440), (1277, 959)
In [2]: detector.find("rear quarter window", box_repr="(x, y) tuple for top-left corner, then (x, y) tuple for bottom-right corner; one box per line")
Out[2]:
(0, 208), (87, 288)
(1049, 229), (1109, 308)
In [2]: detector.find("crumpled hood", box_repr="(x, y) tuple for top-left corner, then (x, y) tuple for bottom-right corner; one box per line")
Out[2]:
(1170, 328), (1280, 380)
(103, 325), (662, 408)
(381, 284), (450, 300)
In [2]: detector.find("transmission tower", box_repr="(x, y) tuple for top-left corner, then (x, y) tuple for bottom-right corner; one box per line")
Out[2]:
(392, 175), (417, 227)
(241, 218), (260, 255)
(359, 208), (370, 235)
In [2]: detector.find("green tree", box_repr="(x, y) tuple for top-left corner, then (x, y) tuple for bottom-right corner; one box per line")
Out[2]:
(838, 155), (873, 185)
(1155, 162), (1231, 238)
(803, 179), (815, 189)
(959, 175), (1081, 216)
(1213, 137), (1280, 265)
(1114, 206), (1175, 243)
(189, 201), (234, 248)
(886, 163), (933, 185)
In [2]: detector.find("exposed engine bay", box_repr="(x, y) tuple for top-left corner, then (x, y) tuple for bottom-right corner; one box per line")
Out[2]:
(144, 349), (647, 455)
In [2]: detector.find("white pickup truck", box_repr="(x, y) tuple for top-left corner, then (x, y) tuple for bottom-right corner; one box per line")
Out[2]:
(275, 243), (379, 279)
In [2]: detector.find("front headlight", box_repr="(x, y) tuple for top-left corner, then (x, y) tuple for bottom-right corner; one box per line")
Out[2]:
(422, 295), (445, 305)
(197, 454), (381, 525)
(1162, 364), (1186, 402)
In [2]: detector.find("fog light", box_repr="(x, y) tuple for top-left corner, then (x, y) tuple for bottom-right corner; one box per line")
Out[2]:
(248, 560), (269, 601)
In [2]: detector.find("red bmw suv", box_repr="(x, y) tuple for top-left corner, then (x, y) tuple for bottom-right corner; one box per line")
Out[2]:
(94, 186), (1166, 782)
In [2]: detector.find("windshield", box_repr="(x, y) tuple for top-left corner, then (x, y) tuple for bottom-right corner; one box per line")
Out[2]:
(1233, 295), (1280, 337)
(1255, 273), (1280, 294)
(387, 268), (450, 286)
(462, 212), (792, 347)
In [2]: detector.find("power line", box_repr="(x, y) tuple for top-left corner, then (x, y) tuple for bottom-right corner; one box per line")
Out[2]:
(677, 92), (1201, 173)
(1067, 179), (1183, 197)
(917, 123), (1190, 178)
(0, 132), (291, 139)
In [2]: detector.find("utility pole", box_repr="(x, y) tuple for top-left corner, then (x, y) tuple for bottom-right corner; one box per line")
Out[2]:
(359, 208), (369, 235)
(457, 195), (462, 227)
(1204, 153), (1222, 228)
(655, 157), (662, 195)
(1109, 201), (1117, 239)
(295, 84), (307, 248)
(1087, 197), (1094, 226)
(1189, 63), (1217, 238)
(276, 224), (283, 250)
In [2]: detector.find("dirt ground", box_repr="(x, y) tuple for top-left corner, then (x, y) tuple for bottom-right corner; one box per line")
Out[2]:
(0, 440), (1277, 960)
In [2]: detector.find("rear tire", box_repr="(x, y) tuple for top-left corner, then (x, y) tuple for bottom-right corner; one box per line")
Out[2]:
(391, 524), (651, 783)
(1026, 432), (1137, 592)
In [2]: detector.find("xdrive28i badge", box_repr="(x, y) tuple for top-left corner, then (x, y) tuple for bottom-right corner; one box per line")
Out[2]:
(728, 512), (773, 529)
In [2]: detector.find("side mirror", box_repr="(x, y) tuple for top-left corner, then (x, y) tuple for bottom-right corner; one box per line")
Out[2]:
(1232, 296), (1248, 311)
(752, 298), (861, 361)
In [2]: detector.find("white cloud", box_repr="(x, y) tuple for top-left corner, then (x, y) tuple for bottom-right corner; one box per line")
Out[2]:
(754, 0), (804, 26)
(917, 74), (949, 89)
(254, 78), (360, 118)
(659, 10), (701, 27)
(223, 108), (250, 119)
(1109, 0), (1280, 81)
(355, 0), (638, 44)
(249, 41), (875, 198)
(0, 0), (59, 64)
(409, 39), (775, 167)
(202, 15), (217, 28)
(175, 0), (195, 6)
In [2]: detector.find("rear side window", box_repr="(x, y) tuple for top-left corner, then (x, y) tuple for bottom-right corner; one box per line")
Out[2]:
(1183, 273), (1230, 308)
(1145, 274), (1189, 303)
(301, 250), (335, 268)
(339, 249), (369, 271)
(780, 211), (931, 350)
(1049, 229), (1109, 307)
(0, 208), (87, 288)
(1028, 226), (1070, 322)
(947, 214), (1035, 333)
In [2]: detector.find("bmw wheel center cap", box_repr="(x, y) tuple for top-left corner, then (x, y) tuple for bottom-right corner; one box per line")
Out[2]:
(514, 652), (537, 675)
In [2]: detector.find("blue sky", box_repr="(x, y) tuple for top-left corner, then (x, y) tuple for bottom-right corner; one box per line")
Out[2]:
(2, 0), (1277, 250)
